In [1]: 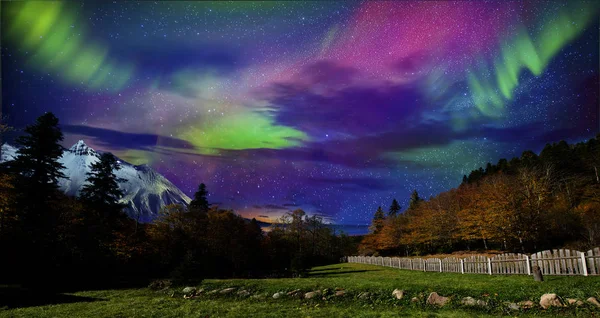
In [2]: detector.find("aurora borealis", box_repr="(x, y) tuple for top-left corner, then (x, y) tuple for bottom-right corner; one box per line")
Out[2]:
(2, 1), (599, 228)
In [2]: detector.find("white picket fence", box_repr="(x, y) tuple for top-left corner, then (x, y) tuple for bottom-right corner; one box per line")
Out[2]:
(347, 247), (600, 276)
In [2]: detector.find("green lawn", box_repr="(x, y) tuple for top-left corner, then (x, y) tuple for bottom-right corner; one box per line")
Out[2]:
(2, 263), (600, 317)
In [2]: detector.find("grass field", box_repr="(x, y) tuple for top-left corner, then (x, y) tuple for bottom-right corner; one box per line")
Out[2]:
(2, 263), (600, 317)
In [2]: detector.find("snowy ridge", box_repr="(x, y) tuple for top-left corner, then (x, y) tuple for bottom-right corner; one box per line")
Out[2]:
(1, 141), (191, 221)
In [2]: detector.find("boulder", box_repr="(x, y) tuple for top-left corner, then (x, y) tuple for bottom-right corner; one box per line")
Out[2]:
(540, 293), (564, 309)
(411, 297), (419, 303)
(237, 290), (251, 297)
(518, 300), (535, 309)
(220, 288), (236, 294)
(335, 290), (345, 297)
(304, 290), (322, 299)
(587, 297), (600, 308)
(392, 289), (405, 300)
(462, 297), (487, 307)
(426, 292), (450, 306)
(182, 287), (197, 296)
(287, 289), (301, 296)
(506, 302), (520, 311)
(566, 298), (584, 306)
(272, 292), (285, 299)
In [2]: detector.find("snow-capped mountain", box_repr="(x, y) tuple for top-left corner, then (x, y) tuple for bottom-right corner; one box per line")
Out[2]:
(1, 140), (191, 221)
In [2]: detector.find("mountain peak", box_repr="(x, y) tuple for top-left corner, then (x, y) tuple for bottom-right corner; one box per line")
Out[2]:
(69, 140), (96, 156)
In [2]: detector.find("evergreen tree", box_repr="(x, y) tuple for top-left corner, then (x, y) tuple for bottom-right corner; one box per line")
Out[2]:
(388, 198), (401, 217)
(189, 183), (209, 213)
(6, 112), (67, 283)
(408, 190), (422, 210)
(80, 152), (126, 220)
(370, 206), (385, 234)
(11, 112), (66, 197)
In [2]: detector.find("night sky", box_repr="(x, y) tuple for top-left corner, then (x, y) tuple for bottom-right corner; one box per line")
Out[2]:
(2, 1), (599, 226)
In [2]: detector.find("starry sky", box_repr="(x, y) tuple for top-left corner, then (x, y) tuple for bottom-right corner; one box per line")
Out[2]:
(2, 1), (599, 226)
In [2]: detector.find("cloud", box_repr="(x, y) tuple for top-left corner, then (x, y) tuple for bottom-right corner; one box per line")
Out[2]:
(62, 124), (194, 151)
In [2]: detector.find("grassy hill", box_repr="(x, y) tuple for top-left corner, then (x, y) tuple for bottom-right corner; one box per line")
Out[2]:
(2, 263), (599, 317)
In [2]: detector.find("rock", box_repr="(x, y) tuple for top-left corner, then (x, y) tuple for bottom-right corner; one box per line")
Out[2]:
(287, 289), (301, 296)
(251, 293), (267, 300)
(358, 292), (371, 300)
(273, 292), (285, 299)
(207, 289), (219, 295)
(237, 290), (250, 297)
(220, 288), (236, 294)
(335, 290), (345, 297)
(411, 297), (419, 303)
(566, 298), (583, 306)
(540, 293), (564, 309)
(304, 290), (322, 299)
(461, 297), (487, 307)
(392, 289), (405, 300)
(506, 302), (520, 311)
(518, 300), (535, 309)
(182, 287), (197, 296)
(587, 297), (600, 308)
(426, 292), (450, 306)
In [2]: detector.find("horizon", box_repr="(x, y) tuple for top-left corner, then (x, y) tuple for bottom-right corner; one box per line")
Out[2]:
(2, 1), (599, 225)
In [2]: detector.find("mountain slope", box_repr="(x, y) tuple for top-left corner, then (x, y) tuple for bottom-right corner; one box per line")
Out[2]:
(1, 140), (191, 221)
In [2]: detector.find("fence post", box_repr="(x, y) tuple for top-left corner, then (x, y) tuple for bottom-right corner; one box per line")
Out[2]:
(487, 258), (492, 275)
(439, 259), (442, 272)
(409, 259), (412, 270)
(423, 259), (426, 272)
(580, 253), (589, 276)
(460, 259), (464, 274)
(525, 255), (531, 275)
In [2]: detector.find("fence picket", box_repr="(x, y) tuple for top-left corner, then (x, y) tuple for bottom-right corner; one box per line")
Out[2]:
(347, 247), (599, 276)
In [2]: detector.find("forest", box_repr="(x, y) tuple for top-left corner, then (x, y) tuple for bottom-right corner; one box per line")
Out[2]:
(0, 113), (358, 289)
(360, 135), (600, 257)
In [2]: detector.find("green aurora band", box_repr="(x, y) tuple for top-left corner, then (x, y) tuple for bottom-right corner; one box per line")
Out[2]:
(5, 2), (133, 92)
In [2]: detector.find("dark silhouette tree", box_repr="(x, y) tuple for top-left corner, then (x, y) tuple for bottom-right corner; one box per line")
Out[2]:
(408, 190), (422, 210)
(189, 183), (209, 213)
(388, 198), (401, 217)
(370, 206), (385, 234)
(80, 152), (126, 219)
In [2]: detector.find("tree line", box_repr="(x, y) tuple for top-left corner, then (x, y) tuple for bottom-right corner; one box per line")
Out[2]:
(360, 135), (600, 256)
(0, 113), (358, 289)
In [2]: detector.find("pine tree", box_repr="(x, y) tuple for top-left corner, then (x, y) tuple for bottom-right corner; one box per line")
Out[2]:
(189, 183), (209, 213)
(388, 198), (401, 217)
(11, 112), (66, 195)
(408, 190), (422, 210)
(370, 206), (385, 234)
(80, 152), (126, 219)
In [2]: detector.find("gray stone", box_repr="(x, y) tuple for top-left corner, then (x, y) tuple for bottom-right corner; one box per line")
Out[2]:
(220, 288), (236, 294)
(506, 302), (520, 311)
(304, 290), (322, 299)
(358, 292), (371, 300)
(518, 300), (535, 309)
(461, 297), (487, 307)
(392, 289), (405, 300)
(182, 287), (197, 296)
(426, 292), (450, 306)
(587, 297), (600, 308)
(287, 289), (301, 296)
(540, 293), (564, 309)
(237, 290), (251, 297)
(251, 293), (267, 300)
(273, 292), (285, 299)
